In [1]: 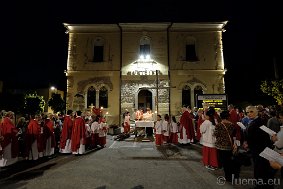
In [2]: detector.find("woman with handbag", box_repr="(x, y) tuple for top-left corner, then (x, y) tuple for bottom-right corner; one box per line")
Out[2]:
(214, 110), (240, 182)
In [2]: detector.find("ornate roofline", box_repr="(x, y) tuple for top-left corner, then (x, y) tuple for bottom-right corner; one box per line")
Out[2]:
(63, 21), (228, 33)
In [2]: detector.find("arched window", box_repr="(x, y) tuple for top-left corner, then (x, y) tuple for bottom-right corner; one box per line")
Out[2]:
(139, 36), (151, 59)
(194, 86), (203, 106)
(99, 86), (108, 108)
(182, 85), (191, 107)
(87, 86), (96, 108)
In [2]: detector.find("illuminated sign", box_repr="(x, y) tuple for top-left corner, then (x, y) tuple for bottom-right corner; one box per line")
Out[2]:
(196, 94), (228, 110)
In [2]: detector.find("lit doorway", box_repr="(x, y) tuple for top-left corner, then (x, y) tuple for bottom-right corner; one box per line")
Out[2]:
(138, 90), (152, 112)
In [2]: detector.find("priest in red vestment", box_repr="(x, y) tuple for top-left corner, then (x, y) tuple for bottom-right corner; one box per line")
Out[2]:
(0, 111), (19, 167)
(228, 104), (242, 144)
(60, 110), (73, 153)
(25, 115), (42, 160)
(71, 111), (86, 155)
(44, 114), (56, 156)
(178, 106), (195, 144)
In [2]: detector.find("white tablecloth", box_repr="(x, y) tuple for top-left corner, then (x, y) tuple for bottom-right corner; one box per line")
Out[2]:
(135, 121), (154, 127)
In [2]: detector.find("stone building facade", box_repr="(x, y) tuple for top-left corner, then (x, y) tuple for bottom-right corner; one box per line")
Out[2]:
(64, 22), (227, 125)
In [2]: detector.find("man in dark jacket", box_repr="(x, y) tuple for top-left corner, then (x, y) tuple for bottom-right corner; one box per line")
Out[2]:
(244, 106), (275, 189)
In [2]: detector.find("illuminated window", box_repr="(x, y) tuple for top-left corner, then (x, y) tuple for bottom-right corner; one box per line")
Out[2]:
(139, 36), (151, 59)
(182, 85), (191, 107)
(99, 86), (108, 108)
(140, 44), (150, 56)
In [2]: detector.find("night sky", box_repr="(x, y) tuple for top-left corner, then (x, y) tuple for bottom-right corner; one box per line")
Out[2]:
(0, 1), (281, 105)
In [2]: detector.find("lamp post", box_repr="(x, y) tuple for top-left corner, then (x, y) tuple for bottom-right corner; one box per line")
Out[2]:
(49, 86), (58, 113)
(50, 86), (57, 94)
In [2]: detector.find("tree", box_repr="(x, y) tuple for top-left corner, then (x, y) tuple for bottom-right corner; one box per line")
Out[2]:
(48, 93), (66, 114)
(23, 92), (45, 116)
(260, 79), (283, 105)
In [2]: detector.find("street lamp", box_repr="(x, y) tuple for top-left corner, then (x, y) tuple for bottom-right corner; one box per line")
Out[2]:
(50, 86), (57, 94)
(49, 86), (58, 114)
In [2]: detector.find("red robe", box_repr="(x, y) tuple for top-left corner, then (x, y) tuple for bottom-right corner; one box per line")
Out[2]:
(45, 119), (56, 148)
(229, 109), (241, 141)
(229, 109), (239, 125)
(92, 108), (101, 116)
(180, 111), (195, 140)
(71, 116), (86, 152)
(0, 117), (18, 158)
(25, 119), (41, 157)
(60, 115), (73, 149)
(196, 116), (204, 141)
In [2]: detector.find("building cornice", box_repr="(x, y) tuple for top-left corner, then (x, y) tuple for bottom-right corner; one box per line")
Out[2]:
(63, 23), (120, 33)
(63, 21), (228, 33)
(170, 22), (228, 32)
(118, 22), (172, 31)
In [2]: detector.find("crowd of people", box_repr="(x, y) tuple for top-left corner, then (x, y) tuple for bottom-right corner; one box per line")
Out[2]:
(0, 109), (108, 167)
(2, 103), (283, 188)
(137, 103), (282, 188)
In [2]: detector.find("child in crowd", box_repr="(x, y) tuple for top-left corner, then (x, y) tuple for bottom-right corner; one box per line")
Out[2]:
(154, 115), (163, 146)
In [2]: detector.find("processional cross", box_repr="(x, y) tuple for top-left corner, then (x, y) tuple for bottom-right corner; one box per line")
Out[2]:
(89, 103), (95, 111)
